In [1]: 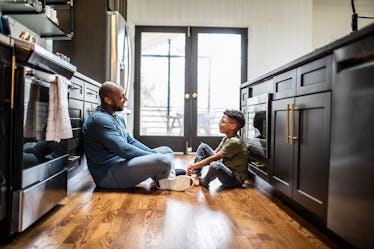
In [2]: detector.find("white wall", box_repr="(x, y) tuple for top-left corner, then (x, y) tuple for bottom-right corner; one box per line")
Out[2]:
(125, 0), (373, 134)
(127, 0), (313, 81)
(313, 0), (374, 49)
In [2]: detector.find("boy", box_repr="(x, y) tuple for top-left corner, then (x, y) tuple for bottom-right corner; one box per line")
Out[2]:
(187, 110), (248, 188)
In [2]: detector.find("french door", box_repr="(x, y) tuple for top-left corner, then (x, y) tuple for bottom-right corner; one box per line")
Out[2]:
(134, 26), (247, 152)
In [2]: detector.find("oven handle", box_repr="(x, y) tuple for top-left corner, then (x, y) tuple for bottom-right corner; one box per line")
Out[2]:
(0, 110), (4, 142)
(11, 55), (15, 110)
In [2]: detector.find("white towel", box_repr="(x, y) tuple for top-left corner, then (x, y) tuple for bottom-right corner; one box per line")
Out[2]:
(46, 75), (73, 142)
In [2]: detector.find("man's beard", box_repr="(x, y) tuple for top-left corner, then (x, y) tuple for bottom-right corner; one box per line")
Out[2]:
(112, 104), (124, 112)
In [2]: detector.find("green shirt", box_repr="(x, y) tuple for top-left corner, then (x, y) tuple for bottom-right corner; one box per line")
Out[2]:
(216, 135), (248, 184)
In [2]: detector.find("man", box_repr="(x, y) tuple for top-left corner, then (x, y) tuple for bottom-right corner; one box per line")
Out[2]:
(187, 110), (248, 188)
(82, 81), (192, 191)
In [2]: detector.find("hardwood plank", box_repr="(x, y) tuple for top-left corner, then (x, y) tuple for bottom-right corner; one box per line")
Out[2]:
(1, 155), (342, 249)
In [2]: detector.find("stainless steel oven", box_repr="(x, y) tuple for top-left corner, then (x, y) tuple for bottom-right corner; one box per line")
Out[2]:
(243, 93), (271, 172)
(0, 36), (76, 239)
(10, 68), (68, 233)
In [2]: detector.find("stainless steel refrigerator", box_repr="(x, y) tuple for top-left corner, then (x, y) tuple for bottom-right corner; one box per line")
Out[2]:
(54, 0), (131, 93)
(106, 11), (131, 95)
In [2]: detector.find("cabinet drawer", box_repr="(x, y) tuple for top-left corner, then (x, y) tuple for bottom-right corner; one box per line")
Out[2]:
(84, 102), (99, 119)
(296, 55), (332, 95)
(252, 78), (274, 97)
(68, 99), (83, 129)
(68, 99), (83, 118)
(69, 77), (84, 100)
(85, 83), (100, 103)
(273, 69), (296, 100)
(12, 170), (67, 232)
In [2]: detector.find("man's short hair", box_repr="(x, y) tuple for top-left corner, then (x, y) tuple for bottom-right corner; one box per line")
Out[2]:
(224, 109), (245, 130)
(99, 81), (118, 102)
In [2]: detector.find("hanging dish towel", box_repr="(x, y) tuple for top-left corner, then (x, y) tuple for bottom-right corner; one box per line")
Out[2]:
(46, 75), (73, 142)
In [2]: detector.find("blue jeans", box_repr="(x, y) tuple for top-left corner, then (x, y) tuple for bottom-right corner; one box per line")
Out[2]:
(99, 146), (175, 189)
(195, 143), (241, 188)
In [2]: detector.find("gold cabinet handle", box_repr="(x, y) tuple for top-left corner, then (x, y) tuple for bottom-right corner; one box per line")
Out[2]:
(292, 105), (298, 142)
(286, 104), (290, 144)
(184, 93), (190, 99)
(289, 104), (294, 144)
(289, 104), (298, 144)
(192, 92), (198, 99)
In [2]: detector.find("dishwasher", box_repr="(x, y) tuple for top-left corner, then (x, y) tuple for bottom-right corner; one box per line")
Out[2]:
(328, 34), (374, 249)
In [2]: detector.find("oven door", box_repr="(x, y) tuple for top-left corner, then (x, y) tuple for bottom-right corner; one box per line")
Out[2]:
(247, 104), (268, 159)
(10, 68), (68, 233)
(12, 70), (68, 189)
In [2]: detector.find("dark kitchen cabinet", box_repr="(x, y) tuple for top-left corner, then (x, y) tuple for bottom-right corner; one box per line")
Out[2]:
(273, 69), (296, 100)
(242, 23), (374, 247)
(271, 91), (331, 221)
(67, 72), (100, 194)
(273, 55), (332, 101)
(296, 55), (332, 96)
(67, 77), (85, 193)
(67, 98), (83, 174)
(270, 97), (294, 196)
(0, 0), (74, 39)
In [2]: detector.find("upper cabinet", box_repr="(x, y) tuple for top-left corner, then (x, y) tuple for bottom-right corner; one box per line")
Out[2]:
(0, 0), (74, 39)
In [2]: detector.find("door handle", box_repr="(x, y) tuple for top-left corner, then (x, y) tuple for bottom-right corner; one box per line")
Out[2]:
(185, 93), (197, 99)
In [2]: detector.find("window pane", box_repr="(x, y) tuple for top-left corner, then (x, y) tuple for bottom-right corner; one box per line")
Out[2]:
(140, 32), (185, 136)
(197, 33), (242, 136)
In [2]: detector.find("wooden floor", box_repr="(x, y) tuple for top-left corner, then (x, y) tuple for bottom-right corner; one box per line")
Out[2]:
(3, 155), (342, 249)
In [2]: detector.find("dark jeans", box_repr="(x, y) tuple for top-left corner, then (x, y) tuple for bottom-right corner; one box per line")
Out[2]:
(99, 146), (175, 189)
(194, 143), (241, 188)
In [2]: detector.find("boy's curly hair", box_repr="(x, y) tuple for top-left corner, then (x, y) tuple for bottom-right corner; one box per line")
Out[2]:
(224, 110), (245, 130)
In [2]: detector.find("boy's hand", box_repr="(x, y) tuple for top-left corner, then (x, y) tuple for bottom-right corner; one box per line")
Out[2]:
(186, 163), (194, 176)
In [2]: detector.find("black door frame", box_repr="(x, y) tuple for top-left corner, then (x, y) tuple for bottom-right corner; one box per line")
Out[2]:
(134, 26), (247, 152)
(134, 26), (190, 152)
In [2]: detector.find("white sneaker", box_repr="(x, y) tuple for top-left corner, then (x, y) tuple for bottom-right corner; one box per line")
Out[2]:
(157, 175), (193, 192)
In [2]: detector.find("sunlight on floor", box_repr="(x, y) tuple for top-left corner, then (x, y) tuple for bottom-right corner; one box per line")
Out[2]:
(160, 196), (232, 249)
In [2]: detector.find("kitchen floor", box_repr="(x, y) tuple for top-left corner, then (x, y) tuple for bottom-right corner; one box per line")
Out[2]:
(2, 155), (341, 249)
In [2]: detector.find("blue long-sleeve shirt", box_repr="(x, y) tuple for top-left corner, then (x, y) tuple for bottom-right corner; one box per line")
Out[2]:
(82, 106), (154, 184)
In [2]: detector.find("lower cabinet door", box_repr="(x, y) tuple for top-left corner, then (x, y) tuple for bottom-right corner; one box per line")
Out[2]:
(271, 91), (331, 222)
(271, 98), (294, 197)
(292, 92), (331, 221)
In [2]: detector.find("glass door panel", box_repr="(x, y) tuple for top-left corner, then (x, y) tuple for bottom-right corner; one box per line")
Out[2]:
(197, 33), (242, 137)
(139, 32), (185, 136)
(134, 27), (247, 152)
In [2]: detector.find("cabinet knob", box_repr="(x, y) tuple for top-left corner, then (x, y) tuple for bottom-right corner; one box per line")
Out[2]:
(184, 93), (191, 99)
